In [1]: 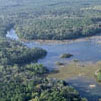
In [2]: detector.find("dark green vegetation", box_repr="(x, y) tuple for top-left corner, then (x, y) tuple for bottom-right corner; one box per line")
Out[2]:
(0, 64), (87, 101)
(95, 69), (101, 82)
(0, 0), (101, 40)
(60, 53), (73, 58)
(0, 38), (47, 65)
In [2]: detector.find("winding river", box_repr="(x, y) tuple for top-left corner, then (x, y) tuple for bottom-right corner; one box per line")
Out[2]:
(6, 29), (101, 100)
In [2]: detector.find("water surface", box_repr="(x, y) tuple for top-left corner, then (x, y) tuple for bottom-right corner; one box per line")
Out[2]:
(68, 77), (101, 101)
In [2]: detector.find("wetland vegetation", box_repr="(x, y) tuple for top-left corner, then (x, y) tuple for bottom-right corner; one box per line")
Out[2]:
(48, 61), (101, 80)
(1, 0), (101, 100)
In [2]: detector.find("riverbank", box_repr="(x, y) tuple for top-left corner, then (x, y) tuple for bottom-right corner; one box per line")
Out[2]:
(20, 34), (101, 45)
(7, 28), (101, 45)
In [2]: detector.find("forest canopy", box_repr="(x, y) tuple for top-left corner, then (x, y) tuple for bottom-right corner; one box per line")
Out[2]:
(0, 0), (101, 40)
(0, 38), (47, 65)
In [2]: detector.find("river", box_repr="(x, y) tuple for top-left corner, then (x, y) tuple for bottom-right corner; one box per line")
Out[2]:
(6, 29), (101, 100)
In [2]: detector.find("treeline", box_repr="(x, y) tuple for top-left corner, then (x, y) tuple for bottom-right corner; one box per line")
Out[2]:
(0, 64), (86, 101)
(0, 0), (101, 40)
(15, 18), (101, 40)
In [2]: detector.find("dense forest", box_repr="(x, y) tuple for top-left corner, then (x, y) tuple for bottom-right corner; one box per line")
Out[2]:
(0, 64), (86, 101)
(0, 0), (101, 40)
(0, 38), (47, 65)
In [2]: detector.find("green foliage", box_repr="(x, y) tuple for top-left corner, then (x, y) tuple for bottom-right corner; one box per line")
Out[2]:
(96, 69), (101, 82)
(0, 39), (47, 65)
(15, 18), (101, 40)
(0, 0), (101, 40)
(0, 64), (47, 101)
(0, 63), (85, 101)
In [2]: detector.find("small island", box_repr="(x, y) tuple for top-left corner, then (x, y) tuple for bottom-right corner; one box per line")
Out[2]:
(55, 61), (64, 66)
(60, 53), (73, 58)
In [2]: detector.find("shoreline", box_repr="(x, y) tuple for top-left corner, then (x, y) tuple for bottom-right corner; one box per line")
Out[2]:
(8, 29), (101, 44)
(20, 34), (101, 44)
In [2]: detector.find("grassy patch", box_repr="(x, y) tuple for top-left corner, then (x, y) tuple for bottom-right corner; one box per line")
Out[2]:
(48, 61), (101, 80)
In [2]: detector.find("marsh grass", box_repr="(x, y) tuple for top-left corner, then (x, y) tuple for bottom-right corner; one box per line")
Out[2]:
(48, 61), (101, 80)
